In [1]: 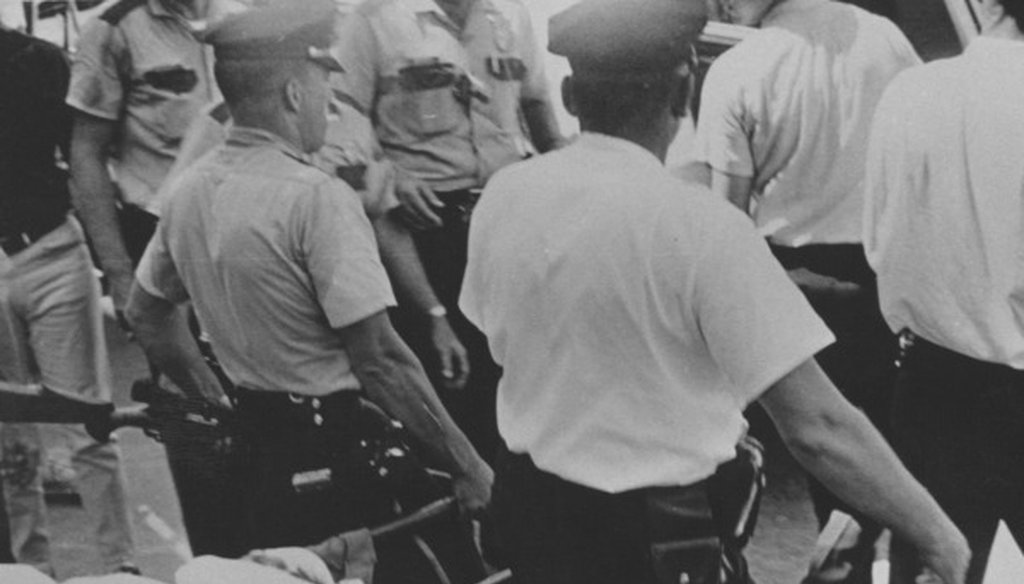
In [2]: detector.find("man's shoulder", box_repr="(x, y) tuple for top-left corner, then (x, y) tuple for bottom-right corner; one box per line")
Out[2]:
(351, 0), (402, 19)
(711, 28), (798, 84)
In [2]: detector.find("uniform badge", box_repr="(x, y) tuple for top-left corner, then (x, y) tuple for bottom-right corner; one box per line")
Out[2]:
(488, 13), (515, 53)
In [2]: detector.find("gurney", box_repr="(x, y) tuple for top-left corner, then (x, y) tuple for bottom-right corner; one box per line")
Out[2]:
(0, 495), (512, 584)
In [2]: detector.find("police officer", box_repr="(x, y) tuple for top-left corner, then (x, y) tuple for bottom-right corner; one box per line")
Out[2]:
(334, 0), (565, 463)
(124, 0), (492, 573)
(459, 0), (968, 582)
(66, 0), (250, 557)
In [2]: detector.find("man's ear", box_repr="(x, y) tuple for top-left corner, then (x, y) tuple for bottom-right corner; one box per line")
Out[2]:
(561, 76), (579, 117)
(669, 69), (694, 119)
(284, 77), (303, 114)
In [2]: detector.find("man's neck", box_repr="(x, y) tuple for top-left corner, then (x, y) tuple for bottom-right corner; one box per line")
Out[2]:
(168, 0), (209, 20)
(579, 119), (673, 164)
(435, 0), (474, 29)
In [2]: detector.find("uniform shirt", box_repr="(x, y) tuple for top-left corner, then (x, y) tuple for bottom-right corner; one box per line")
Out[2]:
(334, 0), (550, 191)
(460, 133), (834, 492)
(864, 37), (1024, 369)
(66, 0), (241, 211)
(0, 29), (70, 236)
(151, 99), (398, 220)
(137, 127), (396, 396)
(693, 0), (919, 246)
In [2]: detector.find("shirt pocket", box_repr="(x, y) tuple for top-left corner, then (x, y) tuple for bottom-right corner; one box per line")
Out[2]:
(132, 65), (202, 145)
(392, 61), (465, 138)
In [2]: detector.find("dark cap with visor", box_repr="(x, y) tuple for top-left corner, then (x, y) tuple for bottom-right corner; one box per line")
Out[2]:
(549, 0), (707, 81)
(204, 0), (343, 72)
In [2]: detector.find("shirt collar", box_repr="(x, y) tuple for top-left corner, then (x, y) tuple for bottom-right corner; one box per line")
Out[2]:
(227, 127), (309, 162)
(408, 0), (485, 30)
(575, 132), (665, 171)
(762, 0), (827, 26)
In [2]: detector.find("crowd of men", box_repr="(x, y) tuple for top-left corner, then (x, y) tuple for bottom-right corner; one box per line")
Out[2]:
(1, 0), (1022, 583)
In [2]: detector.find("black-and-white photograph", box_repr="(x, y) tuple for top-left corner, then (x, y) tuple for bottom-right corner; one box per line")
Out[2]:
(1, 1), (1021, 583)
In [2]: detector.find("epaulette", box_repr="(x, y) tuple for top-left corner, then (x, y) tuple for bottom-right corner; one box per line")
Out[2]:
(100, 0), (148, 25)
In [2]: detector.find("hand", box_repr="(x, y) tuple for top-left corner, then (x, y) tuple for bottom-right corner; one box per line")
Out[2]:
(452, 459), (494, 518)
(395, 172), (444, 231)
(428, 315), (469, 390)
(787, 267), (861, 301)
(245, 547), (335, 584)
(108, 271), (135, 316)
(917, 530), (970, 584)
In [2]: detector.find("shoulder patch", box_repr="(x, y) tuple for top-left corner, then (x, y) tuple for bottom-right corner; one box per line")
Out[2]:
(100, 0), (148, 25)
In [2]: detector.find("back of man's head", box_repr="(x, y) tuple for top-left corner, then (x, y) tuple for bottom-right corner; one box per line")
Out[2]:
(548, 0), (706, 134)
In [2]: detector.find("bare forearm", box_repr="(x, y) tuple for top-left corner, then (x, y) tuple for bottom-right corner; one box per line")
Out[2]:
(783, 403), (955, 549)
(126, 299), (223, 404)
(353, 338), (483, 478)
(70, 158), (133, 281)
(374, 212), (440, 314)
(761, 361), (964, 560)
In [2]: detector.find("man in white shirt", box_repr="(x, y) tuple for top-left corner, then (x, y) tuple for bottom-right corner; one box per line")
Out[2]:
(864, 1), (1024, 582)
(692, 2), (921, 578)
(459, 0), (968, 583)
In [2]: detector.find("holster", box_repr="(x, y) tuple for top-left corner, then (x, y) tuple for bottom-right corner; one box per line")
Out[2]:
(648, 435), (765, 584)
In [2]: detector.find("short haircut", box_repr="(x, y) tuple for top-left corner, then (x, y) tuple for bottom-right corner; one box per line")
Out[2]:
(568, 75), (675, 133)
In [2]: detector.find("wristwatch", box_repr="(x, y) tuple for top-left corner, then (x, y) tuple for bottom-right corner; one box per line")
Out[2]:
(427, 305), (448, 318)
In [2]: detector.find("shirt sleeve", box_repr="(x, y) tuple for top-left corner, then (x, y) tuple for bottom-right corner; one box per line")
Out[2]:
(135, 218), (190, 304)
(302, 180), (396, 329)
(693, 206), (834, 404)
(66, 19), (126, 121)
(691, 57), (756, 178)
(332, 10), (380, 114)
(863, 77), (910, 270)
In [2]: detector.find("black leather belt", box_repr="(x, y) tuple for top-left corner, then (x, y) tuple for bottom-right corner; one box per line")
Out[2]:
(436, 188), (482, 226)
(233, 387), (361, 435)
(0, 214), (66, 256)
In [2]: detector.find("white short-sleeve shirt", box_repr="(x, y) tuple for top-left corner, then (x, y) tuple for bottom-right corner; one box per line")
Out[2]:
(693, 0), (919, 246)
(137, 127), (396, 396)
(460, 133), (833, 492)
(864, 37), (1024, 368)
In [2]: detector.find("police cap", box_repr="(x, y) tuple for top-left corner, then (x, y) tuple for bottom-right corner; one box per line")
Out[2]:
(549, 0), (707, 80)
(204, 0), (342, 72)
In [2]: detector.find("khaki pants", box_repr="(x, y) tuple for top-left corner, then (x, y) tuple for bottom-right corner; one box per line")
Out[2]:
(0, 216), (135, 573)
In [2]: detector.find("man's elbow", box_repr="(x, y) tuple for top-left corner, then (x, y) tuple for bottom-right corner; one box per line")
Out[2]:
(778, 404), (866, 469)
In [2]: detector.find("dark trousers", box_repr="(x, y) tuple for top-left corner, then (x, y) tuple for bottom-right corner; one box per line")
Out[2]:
(888, 334), (1024, 584)
(233, 389), (487, 584)
(118, 203), (250, 557)
(391, 189), (502, 463)
(770, 244), (896, 583)
(493, 450), (725, 584)
(0, 486), (12, 563)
